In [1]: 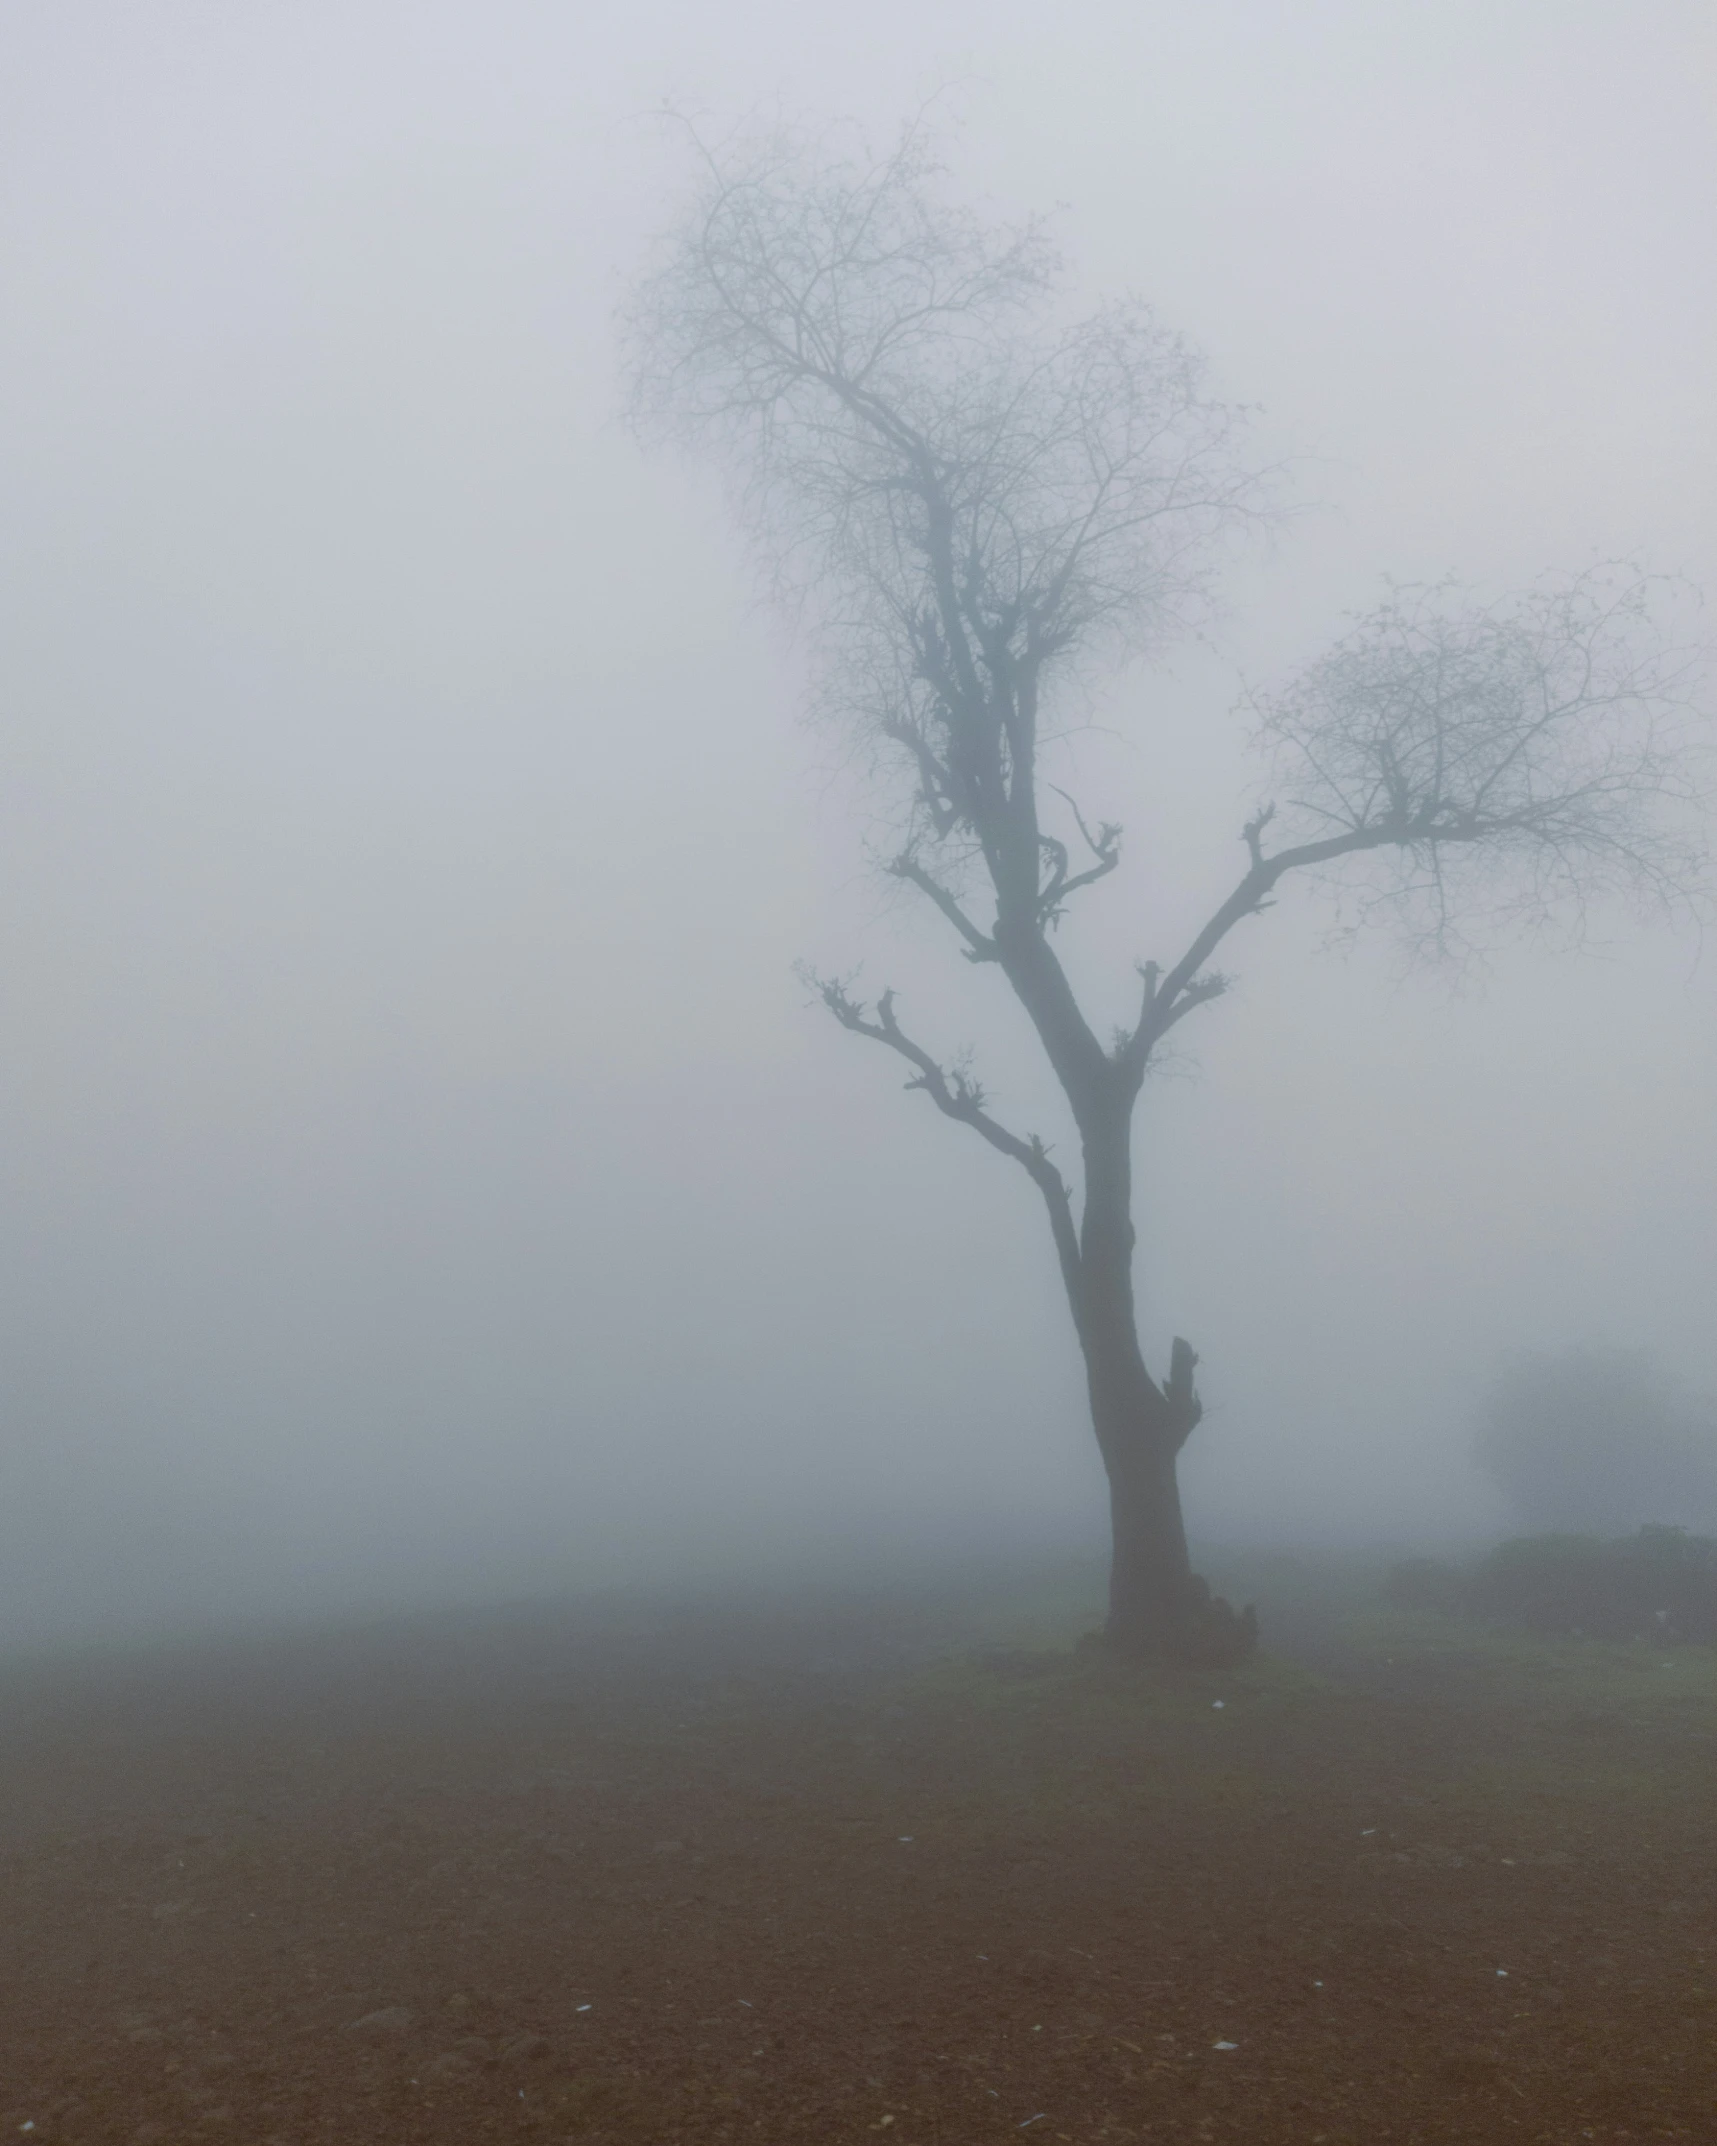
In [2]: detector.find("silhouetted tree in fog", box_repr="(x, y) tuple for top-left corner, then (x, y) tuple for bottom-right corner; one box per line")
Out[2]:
(626, 120), (1704, 1663)
(1476, 1349), (1717, 1537)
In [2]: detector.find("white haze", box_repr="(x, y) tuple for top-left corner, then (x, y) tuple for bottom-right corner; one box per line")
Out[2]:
(0, 1), (1711, 1647)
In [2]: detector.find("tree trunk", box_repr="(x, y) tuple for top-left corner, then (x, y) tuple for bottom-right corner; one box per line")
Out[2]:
(1072, 1101), (1257, 1666)
(1103, 1421), (1194, 1648)
(1087, 1362), (1259, 1664)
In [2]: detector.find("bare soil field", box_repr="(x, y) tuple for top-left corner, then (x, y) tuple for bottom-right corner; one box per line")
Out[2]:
(1, 1557), (1712, 2146)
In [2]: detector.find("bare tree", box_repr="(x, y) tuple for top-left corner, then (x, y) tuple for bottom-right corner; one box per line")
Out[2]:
(625, 120), (1705, 1662)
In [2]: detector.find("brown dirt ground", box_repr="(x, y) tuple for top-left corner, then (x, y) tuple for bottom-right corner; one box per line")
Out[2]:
(0, 1571), (1711, 2146)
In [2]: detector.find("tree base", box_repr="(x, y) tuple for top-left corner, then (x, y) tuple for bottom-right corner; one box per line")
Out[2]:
(1101, 1574), (1259, 1669)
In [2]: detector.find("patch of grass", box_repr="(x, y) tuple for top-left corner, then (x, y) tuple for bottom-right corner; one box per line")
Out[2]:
(877, 1637), (1335, 1841)
(825, 1548), (1717, 1855)
(1352, 1601), (1717, 1703)
(1386, 1525), (1717, 1643)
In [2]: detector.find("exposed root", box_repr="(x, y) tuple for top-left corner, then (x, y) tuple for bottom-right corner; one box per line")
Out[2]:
(1102, 1574), (1260, 1670)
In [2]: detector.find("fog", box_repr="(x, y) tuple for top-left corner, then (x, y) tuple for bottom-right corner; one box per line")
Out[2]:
(1, 1), (1711, 1650)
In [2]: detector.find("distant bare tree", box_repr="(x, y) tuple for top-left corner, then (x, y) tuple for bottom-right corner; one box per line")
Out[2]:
(625, 119), (1705, 1663)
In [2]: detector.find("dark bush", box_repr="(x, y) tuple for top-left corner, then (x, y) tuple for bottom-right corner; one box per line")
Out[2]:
(1473, 1348), (1717, 1537)
(1466, 1533), (1616, 1635)
(1386, 1527), (1717, 1643)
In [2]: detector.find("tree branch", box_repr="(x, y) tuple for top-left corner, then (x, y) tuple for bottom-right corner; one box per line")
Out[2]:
(1050, 786), (1124, 872)
(1165, 1334), (1204, 1451)
(888, 852), (1000, 961)
(881, 708), (961, 837)
(1120, 812), (1463, 1074)
(807, 972), (1082, 1293)
(1036, 790), (1122, 921)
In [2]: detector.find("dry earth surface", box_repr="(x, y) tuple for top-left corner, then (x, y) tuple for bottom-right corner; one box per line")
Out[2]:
(0, 1557), (1712, 2146)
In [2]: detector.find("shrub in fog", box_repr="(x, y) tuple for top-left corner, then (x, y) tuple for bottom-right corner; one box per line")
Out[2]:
(1386, 1525), (1717, 1643)
(1474, 1348), (1717, 1537)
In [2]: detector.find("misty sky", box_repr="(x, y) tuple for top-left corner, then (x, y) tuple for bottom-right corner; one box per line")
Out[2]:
(1, 1), (1712, 1646)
